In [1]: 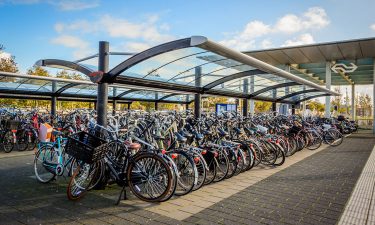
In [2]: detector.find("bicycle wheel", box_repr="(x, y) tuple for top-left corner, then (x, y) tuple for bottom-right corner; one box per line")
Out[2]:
(67, 161), (101, 201)
(2, 131), (15, 153)
(324, 129), (343, 147)
(173, 151), (197, 196)
(27, 130), (38, 151)
(17, 130), (28, 151)
(306, 131), (322, 150)
(273, 143), (285, 166)
(234, 149), (245, 175)
(225, 148), (238, 179)
(127, 153), (173, 202)
(159, 154), (178, 202)
(260, 142), (277, 165)
(241, 144), (254, 171)
(192, 152), (207, 191)
(213, 149), (229, 182)
(34, 143), (56, 183)
(203, 151), (217, 185)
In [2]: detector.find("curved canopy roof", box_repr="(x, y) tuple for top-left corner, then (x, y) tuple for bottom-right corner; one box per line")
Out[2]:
(244, 37), (375, 86)
(34, 36), (339, 104)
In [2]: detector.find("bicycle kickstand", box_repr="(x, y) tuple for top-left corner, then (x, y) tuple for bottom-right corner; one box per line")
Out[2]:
(116, 185), (127, 205)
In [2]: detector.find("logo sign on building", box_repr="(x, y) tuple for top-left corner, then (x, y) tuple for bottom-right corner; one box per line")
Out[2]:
(331, 63), (358, 73)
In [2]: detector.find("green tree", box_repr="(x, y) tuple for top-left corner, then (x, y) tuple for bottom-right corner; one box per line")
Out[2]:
(254, 101), (272, 112)
(27, 66), (50, 76)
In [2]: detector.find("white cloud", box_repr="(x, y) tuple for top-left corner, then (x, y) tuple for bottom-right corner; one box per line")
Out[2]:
(275, 7), (329, 33)
(51, 35), (88, 48)
(371, 24), (375, 31)
(100, 15), (174, 43)
(282, 33), (315, 47)
(52, 14), (174, 59)
(54, 20), (96, 33)
(260, 39), (273, 49)
(220, 7), (329, 50)
(51, 35), (93, 59)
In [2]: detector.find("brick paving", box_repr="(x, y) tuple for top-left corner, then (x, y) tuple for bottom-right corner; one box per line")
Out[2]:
(0, 133), (374, 225)
(183, 135), (375, 225)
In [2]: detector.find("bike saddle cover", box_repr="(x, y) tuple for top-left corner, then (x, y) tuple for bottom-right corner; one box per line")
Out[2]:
(192, 130), (204, 140)
(234, 127), (243, 135)
(180, 129), (193, 138)
(175, 132), (187, 143)
(202, 130), (212, 136)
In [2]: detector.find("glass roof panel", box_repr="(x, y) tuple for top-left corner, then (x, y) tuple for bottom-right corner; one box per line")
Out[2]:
(119, 47), (257, 87)
(210, 73), (290, 94)
(283, 91), (326, 102)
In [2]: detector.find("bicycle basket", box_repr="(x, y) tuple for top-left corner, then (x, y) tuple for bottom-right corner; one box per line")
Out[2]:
(289, 125), (301, 134)
(65, 131), (109, 164)
(5, 120), (21, 130)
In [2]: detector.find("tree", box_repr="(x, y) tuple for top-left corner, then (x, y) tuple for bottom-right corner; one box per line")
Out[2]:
(0, 45), (19, 82)
(254, 101), (272, 112)
(27, 66), (50, 76)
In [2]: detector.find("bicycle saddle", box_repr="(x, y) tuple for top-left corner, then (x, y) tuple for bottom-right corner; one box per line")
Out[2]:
(175, 132), (187, 143)
(179, 129), (193, 138)
(192, 130), (204, 140)
(202, 130), (212, 136)
(234, 127), (243, 135)
(52, 130), (62, 136)
(218, 128), (229, 137)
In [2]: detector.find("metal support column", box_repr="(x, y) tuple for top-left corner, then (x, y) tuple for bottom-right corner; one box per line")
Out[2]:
(194, 67), (202, 118)
(291, 105), (296, 115)
(51, 81), (57, 116)
(272, 89), (277, 115)
(127, 103), (131, 110)
(249, 76), (255, 115)
(325, 62), (332, 118)
(155, 93), (159, 110)
(112, 88), (117, 115)
(242, 79), (249, 116)
(351, 84), (356, 121)
(97, 41), (109, 127)
(280, 65), (290, 115)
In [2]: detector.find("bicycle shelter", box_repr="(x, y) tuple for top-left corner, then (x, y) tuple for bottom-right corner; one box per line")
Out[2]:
(31, 36), (338, 127)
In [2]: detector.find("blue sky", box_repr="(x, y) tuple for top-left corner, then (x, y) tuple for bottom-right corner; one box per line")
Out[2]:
(0, 0), (375, 75)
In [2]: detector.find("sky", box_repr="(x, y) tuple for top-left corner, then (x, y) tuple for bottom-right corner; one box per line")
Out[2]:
(0, 0), (375, 99)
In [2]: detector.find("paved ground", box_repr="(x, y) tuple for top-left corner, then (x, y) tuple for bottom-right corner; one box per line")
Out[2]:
(0, 133), (374, 225)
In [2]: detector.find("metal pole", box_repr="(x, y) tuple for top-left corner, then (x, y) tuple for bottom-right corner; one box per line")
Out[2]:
(112, 100), (116, 115)
(194, 66), (202, 118)
(291, 105), (296, 115)
(272, 89), (277, 115)
(325, 62), (332, 118)
(127, 103), (131, 110)
(97, 41), (109, 127)
(112, 88), (117, 115)
(51, 81), (57, 116)
(243, 78), (249, 116)
(283, 65), (290, 115)
(249, 76), (255, 115)
(351, 84), (355, 121)
(155, 93), (159, 111)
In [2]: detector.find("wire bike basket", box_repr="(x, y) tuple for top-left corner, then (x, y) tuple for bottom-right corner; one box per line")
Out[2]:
(5, 120), (21, 130)
(65, 131), (109, 164)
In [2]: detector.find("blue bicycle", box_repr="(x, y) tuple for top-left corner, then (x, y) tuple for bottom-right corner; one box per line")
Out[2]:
(34, 129), (76, 183)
